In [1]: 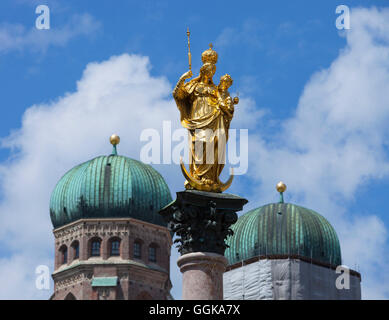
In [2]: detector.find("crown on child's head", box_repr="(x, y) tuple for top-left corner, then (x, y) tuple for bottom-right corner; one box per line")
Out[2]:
(220, 74), (233, 85)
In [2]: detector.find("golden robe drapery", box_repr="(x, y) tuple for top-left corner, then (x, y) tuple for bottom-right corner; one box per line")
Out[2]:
(173, 78), (231, 185)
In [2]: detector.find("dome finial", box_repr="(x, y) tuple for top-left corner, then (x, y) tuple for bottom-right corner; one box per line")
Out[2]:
(276, 181), (287, 203)
(109, 134), (120, 155)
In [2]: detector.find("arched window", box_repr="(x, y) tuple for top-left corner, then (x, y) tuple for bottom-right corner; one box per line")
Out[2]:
(110, 238), (121, 256)
(134, 240), (142, 259)
(90, 238), (101, 257)
(148, 244), (157, 263)
(59, 245), (68, 265)
(64, 292), (76, 300)
(71, 241), (79, 260)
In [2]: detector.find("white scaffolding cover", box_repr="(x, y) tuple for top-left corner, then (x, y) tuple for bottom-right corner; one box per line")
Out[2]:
(223, 259), (361, 300)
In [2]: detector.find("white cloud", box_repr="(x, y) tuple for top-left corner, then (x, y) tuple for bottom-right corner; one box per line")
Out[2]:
(0, 54), (180, 298)
(0, 52), (260, 299)
(339, 214), (388, 299)
(0, 13), (100, 54)
(0, 254), (51, 299)
(1, 6), (389, 300)
(245, 7), (389, 299)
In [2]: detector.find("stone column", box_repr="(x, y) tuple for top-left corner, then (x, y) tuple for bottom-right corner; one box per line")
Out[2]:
(177, 252), (227, 300)
(160, 190), (247, 300)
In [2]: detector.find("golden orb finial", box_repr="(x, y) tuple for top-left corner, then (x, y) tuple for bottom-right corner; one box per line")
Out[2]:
(276, 181), (287, 193)
(110, 134), (120, 146)
(110, 134), (120, 156)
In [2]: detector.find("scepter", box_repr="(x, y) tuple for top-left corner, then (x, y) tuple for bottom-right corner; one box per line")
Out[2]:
(187, 27), (191, 71)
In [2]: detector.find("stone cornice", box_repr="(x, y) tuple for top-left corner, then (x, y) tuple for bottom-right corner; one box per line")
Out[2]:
(52, 260), (170, 291)
(53, 217), (172, 245)
(53, 258), (169, 277)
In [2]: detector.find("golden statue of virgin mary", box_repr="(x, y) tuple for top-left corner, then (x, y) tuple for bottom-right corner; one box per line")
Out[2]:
(173, 44), (238, 192)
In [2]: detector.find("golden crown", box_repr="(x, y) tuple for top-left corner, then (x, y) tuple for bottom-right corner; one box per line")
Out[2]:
(201, 43), (218, 65)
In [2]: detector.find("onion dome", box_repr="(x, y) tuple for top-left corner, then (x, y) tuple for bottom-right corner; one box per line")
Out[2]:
(225, 182), (341, 267)
(50, 135), (172, 229)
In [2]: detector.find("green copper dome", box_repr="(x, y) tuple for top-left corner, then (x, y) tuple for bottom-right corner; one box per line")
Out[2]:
(225, 202), (341, 267)
(50, 154), (172, 228)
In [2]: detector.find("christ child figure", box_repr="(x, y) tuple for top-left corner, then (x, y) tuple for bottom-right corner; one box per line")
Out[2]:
(217, 74), (239, 122)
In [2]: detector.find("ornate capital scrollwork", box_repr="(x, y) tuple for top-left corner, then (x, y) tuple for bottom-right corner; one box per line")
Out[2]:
(160, 190), (247, 255)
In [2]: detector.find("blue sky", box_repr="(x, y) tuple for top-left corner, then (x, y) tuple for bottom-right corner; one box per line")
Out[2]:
(0, 0), (389, 299)
(0, 0), (350, 143)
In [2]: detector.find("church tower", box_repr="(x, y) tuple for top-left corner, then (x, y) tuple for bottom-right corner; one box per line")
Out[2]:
(223, 182), (362, 300)
(49, 135), (173, 300)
